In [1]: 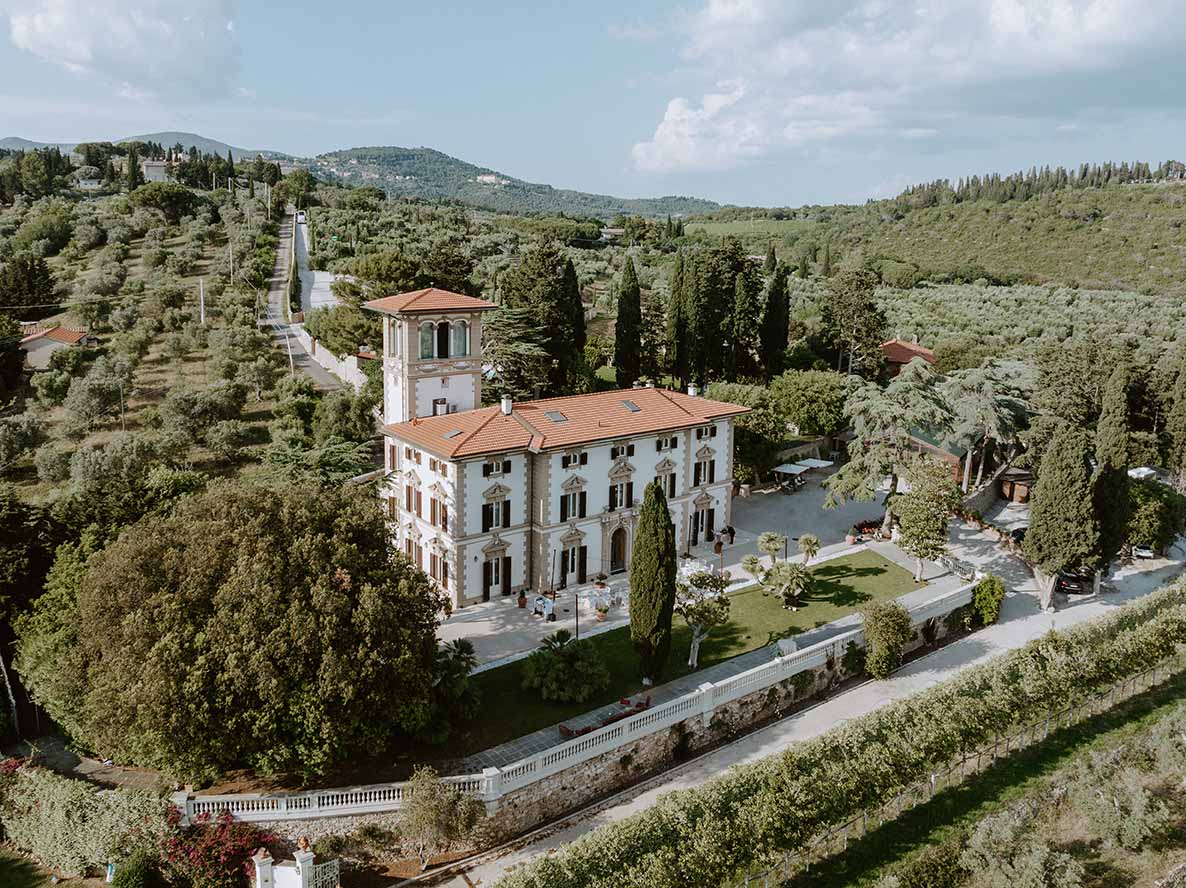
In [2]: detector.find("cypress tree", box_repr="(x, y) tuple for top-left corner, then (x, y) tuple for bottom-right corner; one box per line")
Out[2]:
(629, 481), (678, 684)
(758, 263), (790, 377)
(1022, 424), (1099, 610)
(561, 258), (587, 352)
(1165, 352), (1186, 491)
(821, 242), (833, 277)
(731, 271), (761, 377)
(763, 244), (777, 276)
(1093, 364), (1131, 571)
(798, 254), (810, 279)
(666, 252), (690, 387)
(124, 146), (143, 191)
(614, 257), (642, 386)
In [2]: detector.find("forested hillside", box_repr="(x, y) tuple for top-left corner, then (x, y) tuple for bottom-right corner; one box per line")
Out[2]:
(690, 166), (1186, 297)
(313, 146), (719, 219)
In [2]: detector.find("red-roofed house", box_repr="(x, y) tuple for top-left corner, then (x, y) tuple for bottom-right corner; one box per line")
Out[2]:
(19, 325), (94, 370)
(880, 338), (936, 376)
(367, 289), (750, 608)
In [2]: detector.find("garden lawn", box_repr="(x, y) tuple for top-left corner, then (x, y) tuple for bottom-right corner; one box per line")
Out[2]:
(460, 549), (921, 756)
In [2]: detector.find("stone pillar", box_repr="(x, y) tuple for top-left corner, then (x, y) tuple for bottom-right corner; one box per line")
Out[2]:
(252, 849), (274, 888)
(293, 837), (314, 888)
(698, 681), (715, 725)
(483, 766), (503, 814)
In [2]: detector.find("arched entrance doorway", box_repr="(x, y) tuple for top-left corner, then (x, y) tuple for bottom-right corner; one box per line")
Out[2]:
(610, 527), (628, 574)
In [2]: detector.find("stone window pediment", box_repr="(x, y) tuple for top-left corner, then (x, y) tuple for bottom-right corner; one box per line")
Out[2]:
(428, 536), (448, 554)
(655, 457), (677, 474)
(483, 482), (512, 501)
(403, 521), (423, 540)
(427, 481), (449, 499)
(482, 535), (508, 555)
(693, 491), (714, 508)
(561, 474), (587, 492)
(695, 444), (716, 461)
(608, 460), (635, 482)
(561, 526), (586, 546)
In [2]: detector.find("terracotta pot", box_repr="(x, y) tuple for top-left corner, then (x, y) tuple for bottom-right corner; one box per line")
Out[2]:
(845, 534), (857, 545)
(517, 595), (527, 608)
(596, 611), (607, 622)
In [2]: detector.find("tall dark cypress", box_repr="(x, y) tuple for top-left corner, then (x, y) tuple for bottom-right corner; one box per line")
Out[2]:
(1093, 363), (1131, 569)
(614, 257), (642, 386)
(561, 258), (586, 352)
(763, 244), (777, 276)
(666, 252), (690, 387)
(629, 481), (678, 684)
(759, 263), (791, 377)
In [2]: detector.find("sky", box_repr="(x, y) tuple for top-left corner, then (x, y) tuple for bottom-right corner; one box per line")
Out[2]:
(2, 0), (1186, 207)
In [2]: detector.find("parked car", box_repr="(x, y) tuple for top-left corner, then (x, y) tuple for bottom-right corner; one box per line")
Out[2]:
(1056, 568), (1094, 595)
(1010, 526), (1028, 544)
(1132, 545), (1156, 559)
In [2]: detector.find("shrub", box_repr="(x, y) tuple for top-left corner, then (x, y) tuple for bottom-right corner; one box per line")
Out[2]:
(0, 412), (44, 472)
(401, 766), (485, 871)
(34, 443), (72, 482)
(884, 835), (968, 888)
(112, 846), (164, 888)
(521, 629), (611, 703)
(0, 765), (170, 877)
(972, 575), (1007, 626)
(862, 600), (914, 679)
(32, 369), (72, 405)
(961, 805), (1084, 888)
(204, 419), (254, 460)
(1073, 764), (1169, 850)
(160, 811), (271, 888)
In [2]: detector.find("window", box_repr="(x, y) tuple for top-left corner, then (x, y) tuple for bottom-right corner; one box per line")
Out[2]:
(429, 458), (439, 473)
(415, 488), (423, 517)
(655, 436), (679, 452)
(405, 540), (423, 569)
(544, 410), (568, 423)
(482, 458), (511, 477)
(487, 557), (501, 588)
(430, 498), (449, 532)
(419, 323), (434, 359)
(404, 446), (421, 465)
(559, 490), (586, 522)
(436, 321), (450, 358)
(608, 481), (634, 512)
(388, 442), (397, 469)
(656, 471), (677, 498)
(404, 484), (414, 512)
(611, 443), (635, 460)
(561, 451), (588, 469)
(484, 556), (511, 598)
(482, 499), (510, 532)
(693, 459), (716, 487)
(451, 320), (469, 357)
(695, 425), (718, 440)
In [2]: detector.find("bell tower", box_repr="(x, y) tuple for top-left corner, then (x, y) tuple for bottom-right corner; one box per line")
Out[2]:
(365, 287), (497, 425)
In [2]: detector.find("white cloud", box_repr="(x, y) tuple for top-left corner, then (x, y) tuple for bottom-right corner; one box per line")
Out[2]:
(1, 0), (239, 102)
(634, 0), (1186, 172)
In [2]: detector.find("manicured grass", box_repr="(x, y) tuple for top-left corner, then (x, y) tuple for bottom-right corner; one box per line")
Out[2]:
(781, 668), (1186, 888)
(456, 550), (922, 756)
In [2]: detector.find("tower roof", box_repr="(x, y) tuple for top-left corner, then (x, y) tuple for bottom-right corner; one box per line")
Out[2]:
(364, 287), (497, 315)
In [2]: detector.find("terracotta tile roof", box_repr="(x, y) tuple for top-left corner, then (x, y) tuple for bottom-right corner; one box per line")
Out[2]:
(880, 338), (935, 365)
(386, 388), (751, 459)
(20, 325), (90, 346)
(364, 287), (497, 315)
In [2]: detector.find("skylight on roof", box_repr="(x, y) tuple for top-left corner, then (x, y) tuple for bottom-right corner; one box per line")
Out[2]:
(443, 429), (463, 439)
(622, 400), (641, 413)
(544, 411), (568, 423)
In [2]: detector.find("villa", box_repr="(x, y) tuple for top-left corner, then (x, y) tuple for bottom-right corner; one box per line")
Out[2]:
(368, 287), (749, 609)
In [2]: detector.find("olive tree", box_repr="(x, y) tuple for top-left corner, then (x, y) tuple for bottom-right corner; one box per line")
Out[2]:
(675, 571), (731, 668)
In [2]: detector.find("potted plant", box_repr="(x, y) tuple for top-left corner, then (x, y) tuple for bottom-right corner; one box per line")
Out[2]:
(845, 526), (859, 545)
(593, 573), (608, 590)
(517, 589), (527, 608)
(595, 603), (610, 622)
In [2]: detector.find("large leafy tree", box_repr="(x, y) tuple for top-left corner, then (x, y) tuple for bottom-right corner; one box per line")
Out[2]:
(943, 361), (1031, 489)
(821, 269), (885, 377)
(1093, 363), (1131, 579)
(17, 481), (444, 779)
(1023, 425), (1099, 610)
(825, 358), (955, 530)
(614, 257), (642, 386)
(630, 481), (678, 685)
(500, 244), (585, 395)
(704, 382), (786, 483)
(485, 303), (553, 401)
(894, 457), (962, 581)
(770, 369), (850, 437)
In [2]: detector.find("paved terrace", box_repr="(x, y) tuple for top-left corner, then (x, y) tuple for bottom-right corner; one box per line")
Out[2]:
(451, 539), (965, 772)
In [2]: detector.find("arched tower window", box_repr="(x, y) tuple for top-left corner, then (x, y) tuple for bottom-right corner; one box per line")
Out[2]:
(419, 323), (434, 359)
(451, 320), (469, 357)
(436, 321), (450, 359)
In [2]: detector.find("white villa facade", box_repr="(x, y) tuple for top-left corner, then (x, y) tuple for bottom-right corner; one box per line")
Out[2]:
(368, 288), (749, 609)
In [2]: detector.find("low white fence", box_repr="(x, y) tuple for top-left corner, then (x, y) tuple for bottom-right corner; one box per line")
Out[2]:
(175, 581), (975, 824)
(291, 326), (369, 391)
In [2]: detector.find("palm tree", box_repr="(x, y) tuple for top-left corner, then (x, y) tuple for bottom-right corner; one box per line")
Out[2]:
(798, 533), (820, 565)
(741, 553), (765, 585)
(757, 531), (786, 563)
(539, 629), (574, 652)
(765, 561), (813, 610)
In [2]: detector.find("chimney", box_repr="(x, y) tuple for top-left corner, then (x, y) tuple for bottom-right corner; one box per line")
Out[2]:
(688, 384), (699, 397)
(646, 380), (655, 388)
(501, 395), (513, 415)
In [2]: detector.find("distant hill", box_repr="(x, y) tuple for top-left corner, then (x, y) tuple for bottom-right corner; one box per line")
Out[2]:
(312, 146), (719, 219)
(0, 131), (282, 160)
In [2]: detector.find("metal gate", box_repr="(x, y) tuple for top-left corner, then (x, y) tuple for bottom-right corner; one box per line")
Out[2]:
(310, 859), (340, 888)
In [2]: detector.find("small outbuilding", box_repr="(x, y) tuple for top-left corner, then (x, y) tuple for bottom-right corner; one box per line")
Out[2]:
(20, 324), (94, 370)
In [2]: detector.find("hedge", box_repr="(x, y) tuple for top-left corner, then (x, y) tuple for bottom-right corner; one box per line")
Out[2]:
(0, 765), (170, 876)
(494, 581), (1186, 888)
